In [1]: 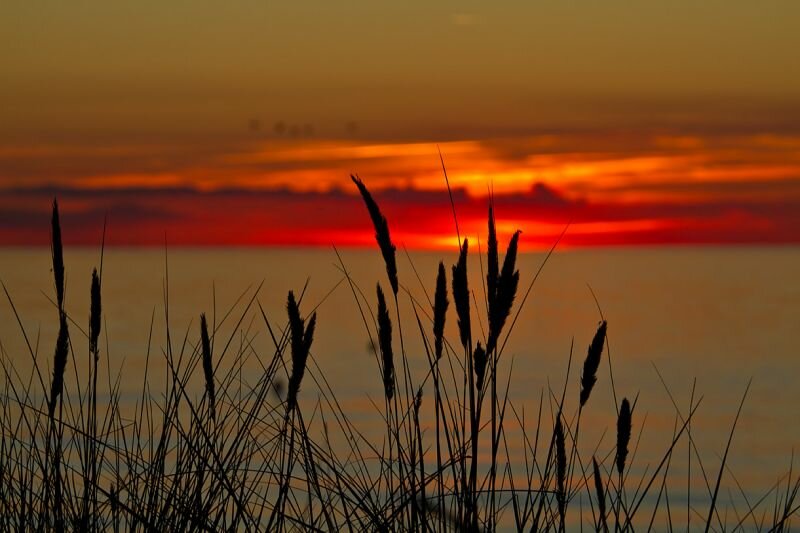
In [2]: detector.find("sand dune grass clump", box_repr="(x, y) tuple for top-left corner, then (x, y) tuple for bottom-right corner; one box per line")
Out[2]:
(0, 186), (797, 532)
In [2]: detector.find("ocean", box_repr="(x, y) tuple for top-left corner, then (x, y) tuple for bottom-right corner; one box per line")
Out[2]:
(2, 245), (799, 526)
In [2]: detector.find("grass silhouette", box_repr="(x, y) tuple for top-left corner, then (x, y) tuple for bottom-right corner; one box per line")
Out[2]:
(0, 185), (798, 532)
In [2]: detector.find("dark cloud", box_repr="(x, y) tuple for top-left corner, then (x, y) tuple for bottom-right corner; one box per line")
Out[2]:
(2, 182), (799, 247)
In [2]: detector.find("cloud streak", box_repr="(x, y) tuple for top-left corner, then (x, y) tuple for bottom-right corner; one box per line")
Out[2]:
(2, 181), (798, 248)
(1, 129), (799, 248)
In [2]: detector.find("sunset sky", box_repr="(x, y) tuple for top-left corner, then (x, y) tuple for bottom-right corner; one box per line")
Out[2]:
(2, 1), (800, 248)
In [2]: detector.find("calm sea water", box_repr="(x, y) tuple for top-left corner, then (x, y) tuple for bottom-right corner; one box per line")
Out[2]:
(2, 246), (799, 520)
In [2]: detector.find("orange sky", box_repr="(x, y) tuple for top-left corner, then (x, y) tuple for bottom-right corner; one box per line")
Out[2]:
(2, 130), (800, 249)
(2, 2), (800, 248)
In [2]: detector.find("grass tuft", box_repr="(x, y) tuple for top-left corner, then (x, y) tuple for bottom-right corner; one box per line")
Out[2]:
(376, 283), (395, 401)
(616, 397), (632, 476)
(593, 456), (608, 532)
(47, 313), (70, 419)
(452, 238), (471, 351)
(473, 342), (488, 393)
(487, 229), (520, 355)
(433, 262), (448, 361)
(89, 268), (101, 355)
(555, 416), (567, 528)
(200, 313), (215, 422)
(286, 290), (316, 411)
(351, 174), (398, 296)
(51, 198), (65, 310)
(580, 320), (607, 407)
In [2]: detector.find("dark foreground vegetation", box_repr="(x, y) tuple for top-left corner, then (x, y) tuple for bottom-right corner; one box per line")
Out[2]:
(0, 177), (798, 532)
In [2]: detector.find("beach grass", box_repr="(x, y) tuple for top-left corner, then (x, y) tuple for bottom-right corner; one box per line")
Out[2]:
(0, 189), (798, 532)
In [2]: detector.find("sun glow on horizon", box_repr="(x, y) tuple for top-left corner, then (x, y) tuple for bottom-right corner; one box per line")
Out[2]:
(2, 131), (800, 248)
